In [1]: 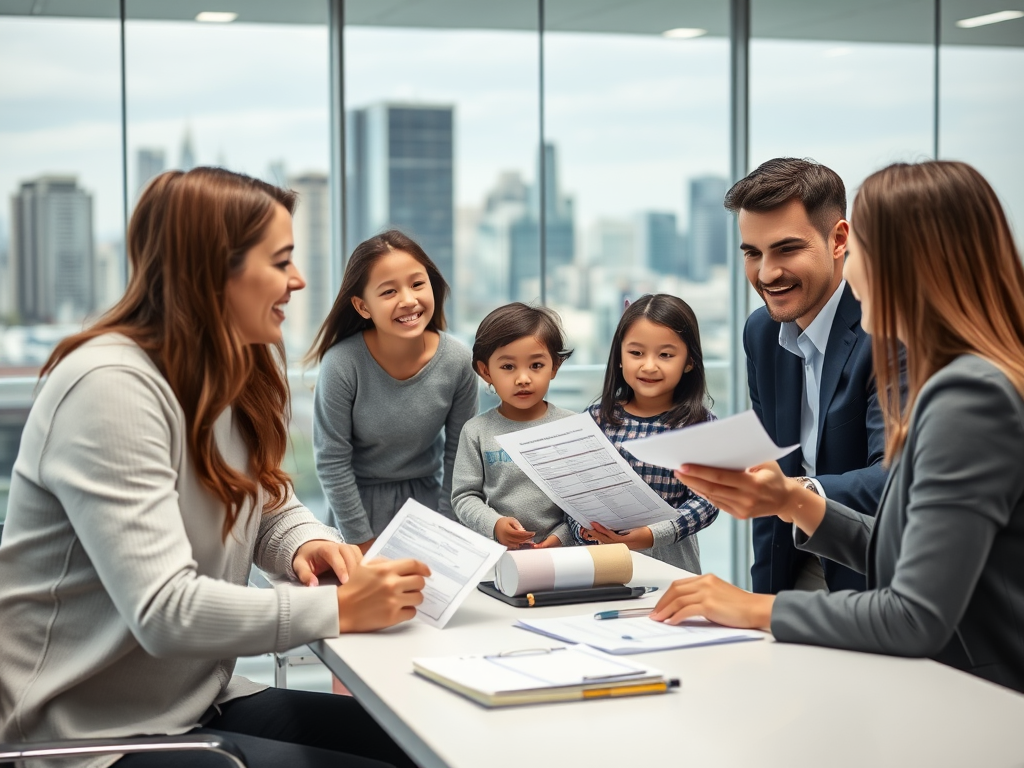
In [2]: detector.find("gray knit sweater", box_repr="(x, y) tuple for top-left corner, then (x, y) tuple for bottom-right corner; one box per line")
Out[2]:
(452, 404), (575, 544)
(312, 331), (478, 542)
(0, 335), (343, 768)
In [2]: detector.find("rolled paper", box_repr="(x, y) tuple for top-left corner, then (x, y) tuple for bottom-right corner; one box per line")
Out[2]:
(494, 543), (633, 597)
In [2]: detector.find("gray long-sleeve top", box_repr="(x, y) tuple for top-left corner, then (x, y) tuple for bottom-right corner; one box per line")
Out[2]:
(312, 331), (478, 542)
(771, 355), (1024, 693)
(0, 335), (343, 766)
(452, 404), (575, 544)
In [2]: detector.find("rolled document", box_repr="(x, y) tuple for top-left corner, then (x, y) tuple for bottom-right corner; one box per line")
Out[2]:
(494, 544), (633, 597)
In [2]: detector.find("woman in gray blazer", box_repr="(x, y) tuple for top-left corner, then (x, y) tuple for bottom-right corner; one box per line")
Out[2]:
(653, 160), (1024, 694)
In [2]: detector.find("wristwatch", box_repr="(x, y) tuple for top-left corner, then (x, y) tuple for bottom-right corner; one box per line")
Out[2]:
(795, 476), (819, 495)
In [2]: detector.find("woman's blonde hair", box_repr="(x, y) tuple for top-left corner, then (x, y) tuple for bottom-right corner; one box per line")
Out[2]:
(853, 160), (1024, 460)
(42, 167), (297, 540)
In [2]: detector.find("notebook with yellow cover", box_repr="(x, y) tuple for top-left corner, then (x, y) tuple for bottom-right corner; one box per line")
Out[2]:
(412, 644), (678, 707)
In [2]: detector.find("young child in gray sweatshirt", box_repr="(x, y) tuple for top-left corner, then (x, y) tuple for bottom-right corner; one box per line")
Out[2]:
(452, 303), (577, 549)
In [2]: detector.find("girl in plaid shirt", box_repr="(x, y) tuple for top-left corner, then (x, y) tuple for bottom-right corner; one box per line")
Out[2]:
(570, 294), (719, 573)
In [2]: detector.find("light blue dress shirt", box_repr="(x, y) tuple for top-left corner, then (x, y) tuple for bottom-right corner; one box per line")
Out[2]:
(777, 281), (846, 485)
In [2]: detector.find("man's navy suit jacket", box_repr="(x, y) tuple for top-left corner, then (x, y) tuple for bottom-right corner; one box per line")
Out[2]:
(744, 283), (888, 594)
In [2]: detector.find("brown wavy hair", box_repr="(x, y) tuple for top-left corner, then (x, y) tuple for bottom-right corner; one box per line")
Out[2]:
(41, 167), (298, 540)
(307, 229), (448, 363)
(853, 161), (1024, 461)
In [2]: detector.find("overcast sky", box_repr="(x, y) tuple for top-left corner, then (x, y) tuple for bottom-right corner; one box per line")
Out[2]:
(1, 16), (1021, 242)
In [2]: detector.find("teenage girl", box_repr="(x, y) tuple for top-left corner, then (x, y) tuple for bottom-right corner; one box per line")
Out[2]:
(309, 230), (478, 552)
(452, 303), (575, 549)
(572, 293), (719, 572)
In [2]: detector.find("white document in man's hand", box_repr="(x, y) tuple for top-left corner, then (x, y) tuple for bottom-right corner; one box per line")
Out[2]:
(363, 499), (506, 629)
(495, 413), (679, 532)
(622, 409), (798, 471)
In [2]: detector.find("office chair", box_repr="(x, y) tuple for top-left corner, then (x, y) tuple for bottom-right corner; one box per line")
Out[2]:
(0, 734), (246, 766)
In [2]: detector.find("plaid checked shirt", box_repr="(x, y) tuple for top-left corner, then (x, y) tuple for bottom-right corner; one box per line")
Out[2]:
(568, 403), (719, 547)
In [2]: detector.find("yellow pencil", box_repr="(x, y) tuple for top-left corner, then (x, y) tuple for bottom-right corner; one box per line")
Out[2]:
(582, 681), (672, 698)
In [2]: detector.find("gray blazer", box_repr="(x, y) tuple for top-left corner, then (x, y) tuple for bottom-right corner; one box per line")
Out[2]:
(772, 355), (1024, 693)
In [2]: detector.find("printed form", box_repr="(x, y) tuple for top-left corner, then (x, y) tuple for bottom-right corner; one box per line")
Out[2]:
(364, 499), (506, 629)
(496, 412), (679, 531)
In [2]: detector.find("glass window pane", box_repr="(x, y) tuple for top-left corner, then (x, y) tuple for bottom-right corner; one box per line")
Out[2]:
(124, 1), (332, 517)
(939, 2), (1024, 244)
(544, 2), (733, 579)
(0, 6), (124, 521)
(344, 0), (540, 359)
(751, 0), (935, 192)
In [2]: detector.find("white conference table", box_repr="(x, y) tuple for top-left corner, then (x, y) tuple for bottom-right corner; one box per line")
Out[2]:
(311, 553), (1024, 768)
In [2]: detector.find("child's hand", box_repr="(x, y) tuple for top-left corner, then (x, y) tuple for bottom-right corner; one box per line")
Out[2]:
(494, 517), (537, 549)
(586, 522), (655, 551)
(531, 534), (562, 549)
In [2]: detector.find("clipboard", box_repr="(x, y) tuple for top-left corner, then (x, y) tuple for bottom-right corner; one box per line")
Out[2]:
(477, 581), (644, 608)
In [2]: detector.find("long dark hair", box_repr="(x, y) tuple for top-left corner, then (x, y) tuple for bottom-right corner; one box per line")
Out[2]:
(307, 229), (449, 363)
(42, 167), (296, 541)
(853, 160), (1024, 462)
(597, 294), (711, 428)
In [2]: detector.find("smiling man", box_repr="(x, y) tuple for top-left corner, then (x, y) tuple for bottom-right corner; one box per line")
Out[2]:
(725, 158), (889, 595)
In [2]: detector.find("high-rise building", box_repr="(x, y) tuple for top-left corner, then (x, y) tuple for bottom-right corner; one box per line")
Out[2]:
(287, 171), (332, 357)
(636, 211), (683, 275)
(687, 176), (729, 283)
(135, 148), (165, 201)
(10, 175), (95, 324)
(346, 103), (454, 285)
(508, 143), (575, 303)
(179, 126), (196, 171)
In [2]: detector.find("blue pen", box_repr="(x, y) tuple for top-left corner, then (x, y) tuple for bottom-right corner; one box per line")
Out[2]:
(594, 605), (657, 620)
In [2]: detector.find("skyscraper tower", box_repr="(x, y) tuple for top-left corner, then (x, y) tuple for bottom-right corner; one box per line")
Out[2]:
(636, 211), (682, 275)
(136, 148), (165, 200)
(688, 176), (729, 282)
(179, 126), (196, 171)
(10, 175), (95, 324)
(346, 103), (454, 284)
(508, 143), (575, 303)
(286, 171), (331, 357)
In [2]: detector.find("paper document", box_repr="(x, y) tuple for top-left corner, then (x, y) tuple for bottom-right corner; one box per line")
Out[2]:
(413, 644), (671, 707)
(622, 409), (798, 472)
(495, 412), (678, 531)
(364, 499), (505, 629)
(516, 612), (764, 654)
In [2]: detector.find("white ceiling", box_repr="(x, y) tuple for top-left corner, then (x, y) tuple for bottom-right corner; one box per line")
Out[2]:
(0, 0), (1021, 46)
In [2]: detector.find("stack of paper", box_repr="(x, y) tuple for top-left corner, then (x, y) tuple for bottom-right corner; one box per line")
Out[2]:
(516, 613), (764, 654)
(413, 644), (677, 707)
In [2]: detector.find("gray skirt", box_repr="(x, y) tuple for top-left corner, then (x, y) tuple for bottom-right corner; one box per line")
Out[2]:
(356, 476), (448, 539)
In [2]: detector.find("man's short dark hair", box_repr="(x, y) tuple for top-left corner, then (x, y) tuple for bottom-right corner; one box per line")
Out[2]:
(724, 157), (847, 239)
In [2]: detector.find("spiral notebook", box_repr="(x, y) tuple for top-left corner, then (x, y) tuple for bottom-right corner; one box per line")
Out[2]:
(413, 644), (677, 707)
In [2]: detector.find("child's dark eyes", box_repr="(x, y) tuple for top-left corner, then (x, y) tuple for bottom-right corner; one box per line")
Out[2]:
(660, 353), (675, 359)
(500, 364), (515, 371)
(531, 362), (545, 370)
(274, 260), (292, 271)
(627, 350), (643, 357)
(413, 281), (427, 288)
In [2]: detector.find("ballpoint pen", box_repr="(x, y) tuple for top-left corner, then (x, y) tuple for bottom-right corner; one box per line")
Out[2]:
(593, 606), (656, 620)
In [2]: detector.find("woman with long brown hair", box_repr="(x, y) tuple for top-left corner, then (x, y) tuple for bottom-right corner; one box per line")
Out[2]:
(651, 161), (1024, 693)
(0, 168), (427, 767)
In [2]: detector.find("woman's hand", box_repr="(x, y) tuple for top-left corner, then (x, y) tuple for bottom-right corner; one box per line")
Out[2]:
(494, 517), (537, 549)
(650, 574), (774, 630)
(580, 522), (654, 551)
(336, 558), (432, 633)
(293, 540), (363, 586)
